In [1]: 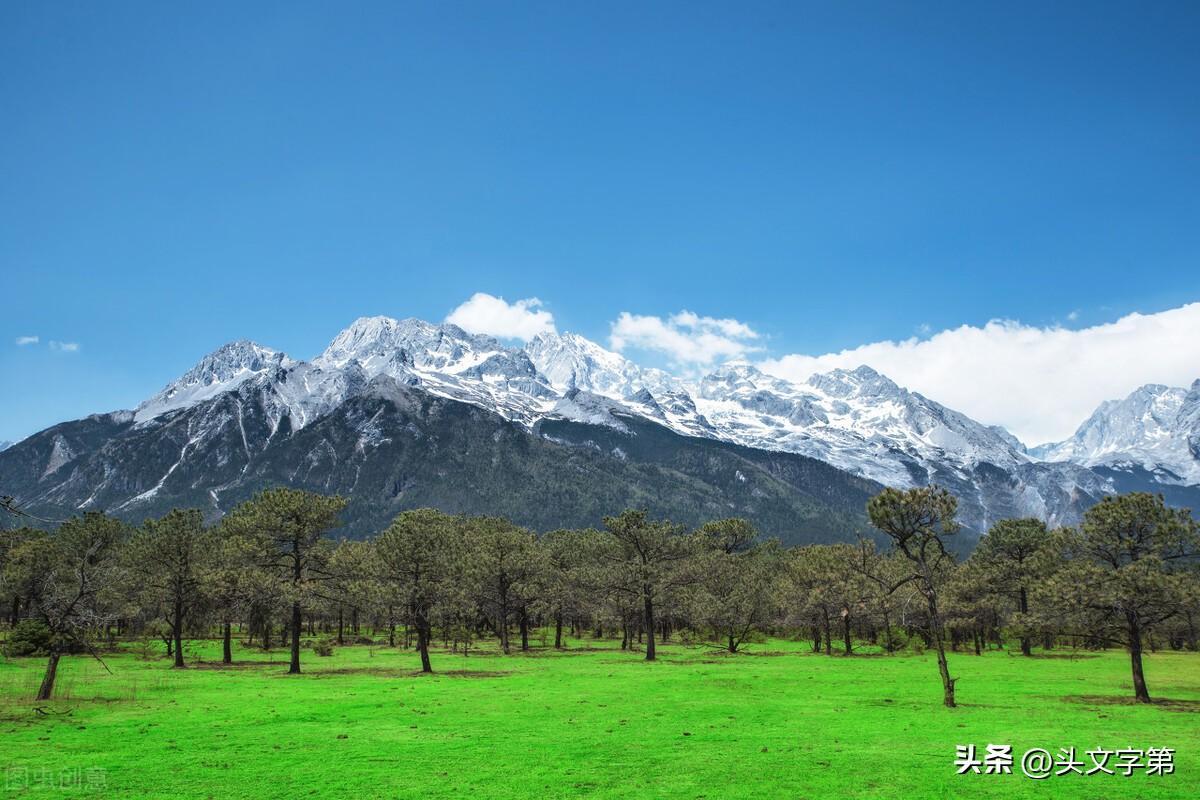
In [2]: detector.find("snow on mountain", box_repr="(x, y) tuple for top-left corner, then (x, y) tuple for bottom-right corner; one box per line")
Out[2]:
(112, 315), (1152, 529)
(1031, 381), (1200, 484)
(525, 332), (715, 435)
(135, 341), (294, 423)
(132, 318), (1091, 495)
(526, 332), (677, 397)
(685, 362), (1029, 487)
(524, 333), (1034, 490)
(315, 316), (559, 425)
(0, 441), (11, 452)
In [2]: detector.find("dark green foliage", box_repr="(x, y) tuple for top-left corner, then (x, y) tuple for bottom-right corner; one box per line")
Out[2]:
(3, 618), (53, 656)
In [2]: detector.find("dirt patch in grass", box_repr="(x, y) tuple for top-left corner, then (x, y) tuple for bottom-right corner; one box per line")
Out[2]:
(1062, 695), (1200, 712)
(519, 646), (621, 656)
(293, 667), (511, 679)
(1028, 653), (1101, 660)
(189, 661), (284, 670)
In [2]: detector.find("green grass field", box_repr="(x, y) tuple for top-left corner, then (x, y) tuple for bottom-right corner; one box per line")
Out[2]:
(1, 637), (1196, 799)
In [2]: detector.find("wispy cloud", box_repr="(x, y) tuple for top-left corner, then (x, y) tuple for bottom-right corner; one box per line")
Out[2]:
(15, 335), (39, 346)
(446, 292), (556, 341)
(609, 310), (762, 366)
(49, 340), (80, 353)
(758, 302), (1200, 445)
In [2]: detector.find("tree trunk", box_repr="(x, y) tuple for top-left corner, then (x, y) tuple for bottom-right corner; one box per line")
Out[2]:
(925, 590), (956, 708)
(416, 620), (433, 673)
(822, 609), (832, 656)
(352, 606), (359, 635)
(811, 625), (821, 653)
(172, 599), (185, 668)
(1018, 586), (1032, 656)
(842, 611), (852, 655)
(222, 621), (232, 664)
(9, 594), (19, 627)
(36, 649), (61, 701)
(643, 589), (656, 661)
(498, 595), (511, 654)
(554, 614), (563, 649)
(337, 606), (344, 645)
(519, 607), (529, 651)
(289, 601), (302, 674)
(1127, 613), (1151, 703)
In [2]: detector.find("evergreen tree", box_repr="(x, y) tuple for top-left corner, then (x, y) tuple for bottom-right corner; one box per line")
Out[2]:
(867, 486), (960, 707)
(222, 489), (347, 674)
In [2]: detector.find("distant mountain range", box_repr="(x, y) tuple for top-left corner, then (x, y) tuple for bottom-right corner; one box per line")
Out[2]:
(2, 315), (1198, 542)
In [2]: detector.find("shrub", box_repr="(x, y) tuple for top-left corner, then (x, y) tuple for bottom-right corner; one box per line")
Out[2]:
(314, 637), (335, 657)
(4, 619), (53, 656)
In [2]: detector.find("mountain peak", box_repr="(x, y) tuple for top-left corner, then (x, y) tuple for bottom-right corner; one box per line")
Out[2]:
(317, 316), (503, 372)
(806, 364), (899, 399)
(525, 330), (672, 397)
(135, 340), (292, 422)
(1032, 380), (1199, 483)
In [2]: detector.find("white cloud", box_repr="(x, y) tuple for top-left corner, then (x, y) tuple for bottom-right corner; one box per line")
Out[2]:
(758, 302), (1200, 446)
(49, 340), (80, 353)
(15, 335), (38, 346)
(610, 310), (762, 366)
(446, 292), (556, 341)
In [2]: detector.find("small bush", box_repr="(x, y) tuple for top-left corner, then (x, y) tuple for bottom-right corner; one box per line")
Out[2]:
(314, 637), (335, 657)
(4, 619), (53, 656)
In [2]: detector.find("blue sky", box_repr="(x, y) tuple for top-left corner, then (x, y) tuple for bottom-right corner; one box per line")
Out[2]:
(2, 1), (1199, 444)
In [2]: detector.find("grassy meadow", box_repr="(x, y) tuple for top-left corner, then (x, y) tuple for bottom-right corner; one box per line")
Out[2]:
(1, 636), (1197, 799)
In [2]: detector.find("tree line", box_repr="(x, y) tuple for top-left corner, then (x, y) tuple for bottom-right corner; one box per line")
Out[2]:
(1, 486), (1197, 707)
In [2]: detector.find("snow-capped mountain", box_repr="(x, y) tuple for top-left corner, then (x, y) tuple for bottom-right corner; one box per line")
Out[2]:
(524, 333), (1111, 529)
(525, 333), (1023, 482)
(135, 340), (295, 422)
(12, 313), (1190, 536)
(315, 317), (559, 425)
(1032, 381), (1200, 485)
(117, 318), (1118, 530)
